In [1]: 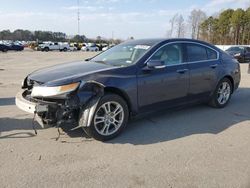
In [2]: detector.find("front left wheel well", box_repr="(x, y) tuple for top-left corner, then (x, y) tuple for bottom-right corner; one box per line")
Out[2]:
(104, 87), (131, 113)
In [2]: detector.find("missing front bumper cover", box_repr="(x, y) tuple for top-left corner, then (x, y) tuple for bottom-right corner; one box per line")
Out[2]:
(16, 81), (104, 134)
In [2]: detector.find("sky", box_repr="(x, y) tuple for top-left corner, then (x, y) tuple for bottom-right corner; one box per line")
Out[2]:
(0, 0), (249, 39)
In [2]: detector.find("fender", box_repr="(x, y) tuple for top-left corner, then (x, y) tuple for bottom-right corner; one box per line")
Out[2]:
(76, 81), (105, 128)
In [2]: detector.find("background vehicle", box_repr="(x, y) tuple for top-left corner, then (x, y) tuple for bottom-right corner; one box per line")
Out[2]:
(81, 43), (99, 51)
(39, 42), (70, 52)
(69, 44), (77, 51)
(102, 44), (115, 51)
(226, 46), (250, 63)
(16, 39), (241, 141)
(0, 44), (9, 52)
(6, 42), (24, 51)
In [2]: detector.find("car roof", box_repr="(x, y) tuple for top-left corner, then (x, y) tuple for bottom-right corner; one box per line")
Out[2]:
(123, 38), (218, 48)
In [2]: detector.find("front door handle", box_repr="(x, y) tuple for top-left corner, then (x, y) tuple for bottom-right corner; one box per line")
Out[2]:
(210, 64), (218, 69)
(176, 69), (188, 74)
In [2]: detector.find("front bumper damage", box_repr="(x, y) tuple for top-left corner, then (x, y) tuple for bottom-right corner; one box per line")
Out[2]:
(15, 81), (104, 131)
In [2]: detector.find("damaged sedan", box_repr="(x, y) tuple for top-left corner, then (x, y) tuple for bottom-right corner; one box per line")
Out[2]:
(16, 39), (241, 141)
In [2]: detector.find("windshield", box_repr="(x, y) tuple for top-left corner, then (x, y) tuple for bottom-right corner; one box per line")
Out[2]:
(91, 43), (151, 66)
(227, 47), (244, 52)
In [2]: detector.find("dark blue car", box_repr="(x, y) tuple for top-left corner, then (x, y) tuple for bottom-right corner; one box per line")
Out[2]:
(7, 42), (24, 51)
(0, 44), (9, 52)
(16, 39), (241, 141)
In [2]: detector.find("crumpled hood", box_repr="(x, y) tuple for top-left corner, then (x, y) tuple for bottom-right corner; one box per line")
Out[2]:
(28, 61), (115, 85)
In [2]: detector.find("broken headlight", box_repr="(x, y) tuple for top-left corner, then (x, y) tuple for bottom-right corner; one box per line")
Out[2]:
(31, 82), (80, 97)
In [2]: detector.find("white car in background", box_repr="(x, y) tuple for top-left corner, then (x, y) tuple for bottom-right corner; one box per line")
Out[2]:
(102, 44), (115, 51)
(81, 43), (99, 52)
(69, 45), (77, 51)
(39, 42), (70, 52)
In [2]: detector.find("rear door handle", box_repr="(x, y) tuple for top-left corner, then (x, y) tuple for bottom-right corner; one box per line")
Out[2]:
(176, 69), (188, 74)
(210, 64), (218, 69)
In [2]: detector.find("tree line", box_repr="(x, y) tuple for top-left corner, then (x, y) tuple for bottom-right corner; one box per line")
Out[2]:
(168, 7), (250, 45)
(0, 29), (68, 42)
(200, 7), (250, 45)
(0, 29), (122, 44)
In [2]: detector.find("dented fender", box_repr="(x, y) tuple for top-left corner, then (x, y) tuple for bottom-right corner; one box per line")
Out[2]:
(77, 80), (105, 127)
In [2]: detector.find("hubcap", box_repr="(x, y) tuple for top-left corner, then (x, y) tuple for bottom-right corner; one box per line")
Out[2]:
(217, 82), (231, 105)
(94, 101), (124, 136)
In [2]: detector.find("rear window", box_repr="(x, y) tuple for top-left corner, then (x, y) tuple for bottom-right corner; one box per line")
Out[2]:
(186, 44), (207, 62)
(207, 48), (217, 60)
(186, 43), (217, 62)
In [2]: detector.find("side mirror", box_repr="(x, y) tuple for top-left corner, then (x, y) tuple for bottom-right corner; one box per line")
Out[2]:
(145, 60), (165, 69)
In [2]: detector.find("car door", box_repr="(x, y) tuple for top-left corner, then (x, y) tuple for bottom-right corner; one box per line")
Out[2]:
(137, 43), (189, 111)
(184, 42), (220, 100)
(49, 43), (54, 50)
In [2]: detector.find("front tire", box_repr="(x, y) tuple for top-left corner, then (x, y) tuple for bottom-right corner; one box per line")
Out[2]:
(209, 78), (232, 108)
(81, 94), (129, 141)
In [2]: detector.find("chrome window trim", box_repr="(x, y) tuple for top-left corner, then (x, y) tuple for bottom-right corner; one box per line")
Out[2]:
(144, 41), (220, 67)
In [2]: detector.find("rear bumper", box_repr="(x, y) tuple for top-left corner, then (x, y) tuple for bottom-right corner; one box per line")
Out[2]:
(15, 91), (36, 114)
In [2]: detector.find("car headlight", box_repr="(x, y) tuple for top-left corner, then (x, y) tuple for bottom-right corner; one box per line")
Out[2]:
(234, 53), (241, 57)
(31, 82), (80, 97)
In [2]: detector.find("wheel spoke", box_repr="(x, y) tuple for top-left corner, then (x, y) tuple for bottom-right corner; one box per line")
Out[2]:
(102, 102), (111, 113)
(218, 95), (224, 103)
(222, 83), (227, 90)
(100, 124), (109, 134)
(113, 119), (121, 128)
(95, 116), (105, 124)
(114, 108), (122, 116)
(113, 106), (120, 113)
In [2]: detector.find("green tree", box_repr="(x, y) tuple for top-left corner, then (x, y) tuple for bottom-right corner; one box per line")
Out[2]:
(245, 8), (250, 44)
(218, 9), (234, 44)
(0, 30), (12, 40)
(71, 35), (86, 43)
(231, 8), (245, 44)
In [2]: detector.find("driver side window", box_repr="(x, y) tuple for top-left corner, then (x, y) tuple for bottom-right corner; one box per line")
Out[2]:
(150, 44), (183, 65)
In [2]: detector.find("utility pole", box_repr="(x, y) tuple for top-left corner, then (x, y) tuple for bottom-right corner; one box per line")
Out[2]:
(77, 0), (80, 36)
(112, 31), (114, 44)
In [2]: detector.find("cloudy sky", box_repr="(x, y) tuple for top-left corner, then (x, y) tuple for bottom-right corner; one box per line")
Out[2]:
(0, 0), (249, 39)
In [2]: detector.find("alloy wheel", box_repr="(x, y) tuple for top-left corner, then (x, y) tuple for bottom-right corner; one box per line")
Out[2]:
(217, 82), (231, 105)
(94, 101), (124, 136)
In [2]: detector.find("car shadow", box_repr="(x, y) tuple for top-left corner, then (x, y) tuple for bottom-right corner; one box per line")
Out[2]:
(0, 97), (15, 106)
(0, 118), (39, 139)
(107, 87), (250, 145)
(0, 88), (249, 144)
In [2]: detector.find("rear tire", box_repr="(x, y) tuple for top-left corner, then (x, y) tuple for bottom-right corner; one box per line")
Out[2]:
(209, 78), (232, 108)
(80, 94), (129, 141)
